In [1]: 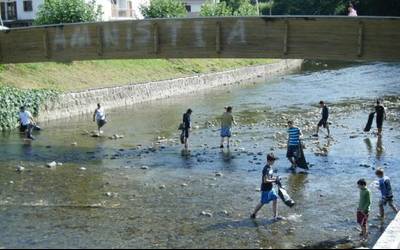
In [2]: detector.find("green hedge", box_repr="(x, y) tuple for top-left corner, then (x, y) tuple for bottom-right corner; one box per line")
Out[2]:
(0, 86), (58, 130)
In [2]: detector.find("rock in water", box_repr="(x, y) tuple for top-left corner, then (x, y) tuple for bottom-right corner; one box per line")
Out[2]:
(159, 185), (166, 190)
(79, 167), (87, 171)
(200, 211), (213, 217)
(141, 166), (149, 170)
(46, 161), (57, 168)
(215, 172), (223, 177)
(16, 166), (25, 172)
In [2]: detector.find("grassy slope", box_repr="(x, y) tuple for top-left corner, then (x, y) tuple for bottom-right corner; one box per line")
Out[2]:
(0, 59), (277, 92)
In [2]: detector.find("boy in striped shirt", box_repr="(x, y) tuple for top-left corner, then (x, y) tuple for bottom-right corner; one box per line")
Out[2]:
(287, 121), (303, 170)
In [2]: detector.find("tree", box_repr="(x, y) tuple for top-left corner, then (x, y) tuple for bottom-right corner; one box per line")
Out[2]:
(34, 0), (103, 25)
(200, 1), (233, 17)
(141, 0), (187, 18)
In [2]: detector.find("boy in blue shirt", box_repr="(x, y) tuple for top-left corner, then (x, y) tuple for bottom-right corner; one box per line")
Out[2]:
(376, 168), (398, 220)
(251, 153), (282, 221)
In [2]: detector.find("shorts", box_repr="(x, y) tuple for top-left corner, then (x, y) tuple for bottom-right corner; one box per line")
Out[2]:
(357, 211), (369, 227)
(380, 196), (395, 207)
(261, 190), (278, 204)
(287, 145), (299, 158)
(97, 119), (107, 128)
(376, 118), (384, 129)
(220, 127), (232, 138)
(20, 124), (29, 132)
(318, 119), (328, 128)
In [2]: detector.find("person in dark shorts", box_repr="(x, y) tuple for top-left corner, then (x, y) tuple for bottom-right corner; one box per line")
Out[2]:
(18, 106), (35, 140)
(287, 121), (303, 170)
(93, 103), (107, 134)
(375, 100), (386, 136)
(183, 109), (193, 150)
(357, 179), (371, 241)
(251, 153), (282, 221)
(313, 101), (330, 138)
(220, 106), (236, 149)
(375, 168), (398, 220)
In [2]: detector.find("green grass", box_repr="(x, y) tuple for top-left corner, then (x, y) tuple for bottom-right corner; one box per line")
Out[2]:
(0, 59), (277, 92)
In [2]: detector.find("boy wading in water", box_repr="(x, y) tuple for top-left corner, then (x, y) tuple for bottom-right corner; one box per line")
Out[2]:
(357, 179), (371, 241)
(93, 103), (107, 134)
(18, 106), (35, 140)
(375, 169), (399, 220)
(375, 100), (386, 136)
(313, 101), (330, 138)
(251, 153), (282, 221)
(220, 106), (236, 149)
(182, 109), (193, 151)
(287, 121), (303, 170)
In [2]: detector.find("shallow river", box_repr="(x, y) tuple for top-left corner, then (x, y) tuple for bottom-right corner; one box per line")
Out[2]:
(0, 61), (400, 249)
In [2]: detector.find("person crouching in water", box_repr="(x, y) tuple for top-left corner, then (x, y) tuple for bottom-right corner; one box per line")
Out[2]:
(287, 121), (303, 170)
(93, 103), (107, 134)
(19, 106), (35, 140)
(251, 153), (282, 221)
(220, 106), (236, 149)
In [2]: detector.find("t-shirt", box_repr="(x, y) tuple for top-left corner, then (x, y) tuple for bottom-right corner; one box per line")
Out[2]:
(261, 165), (274, 192)
(322, 106), (329, 121)
(183, 113), (191, 130)
(221, 112), (234, 128)
(288, 127), (301, 146)
(375, 105), (385, 121)
(95, 107), (106, 122)
(19, 111), (32, 126)
(379, 176), (393, 198)
(349, 8), (358, 16)
(358, 188), (371, 213)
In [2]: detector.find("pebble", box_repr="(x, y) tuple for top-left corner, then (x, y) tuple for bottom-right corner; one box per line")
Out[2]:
(181, 183), (188, 187)
(141, 166), (149, 170)
(16, 166), (25, 172)
(71, 142), (78, 146)
(9, 181), (14, 184)
(79, 167), (87, 171)
(159, 185), (166, 190)
(57, 162), (63, 166)
(46, 161), (57, 168)
(215, 172), (223, 177)
(200, 211), (213, 217)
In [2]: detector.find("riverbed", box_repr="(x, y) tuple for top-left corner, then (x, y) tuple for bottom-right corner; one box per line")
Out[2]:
(0, 61), (399, 249)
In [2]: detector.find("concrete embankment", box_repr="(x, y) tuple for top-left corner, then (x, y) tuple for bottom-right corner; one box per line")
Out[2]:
(373, 212), (400, 249)
(38, 59), (303, 122)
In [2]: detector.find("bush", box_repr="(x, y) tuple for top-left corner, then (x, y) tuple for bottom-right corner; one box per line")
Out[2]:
(0, 86), (58, 130)
(141, 0), (187, 18)
(34, 0), (103, 25)
(200, 1), (233, 16)
(234, 0), (259, 16)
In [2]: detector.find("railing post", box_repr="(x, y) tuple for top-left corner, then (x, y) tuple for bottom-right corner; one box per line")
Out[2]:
(216, 21), (221, 54)
(283, 20), (289, 56)
(97, 25), (104, 56)
(43, 29), (50, 59)
(358, 21), (364, 57)
(153, 22), (159, 54)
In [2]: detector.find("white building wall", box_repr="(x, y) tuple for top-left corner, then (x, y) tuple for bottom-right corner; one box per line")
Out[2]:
(16, 0), (44, 20)
(132, 0), (149, 19)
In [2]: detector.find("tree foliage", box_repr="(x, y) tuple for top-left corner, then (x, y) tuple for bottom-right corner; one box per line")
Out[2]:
(234, 0), (259, 16)
(200, 1), (233, 17)
(200, 0), (259, 16)
(34, 0), (103, 25)
(141, 0), (187, 18)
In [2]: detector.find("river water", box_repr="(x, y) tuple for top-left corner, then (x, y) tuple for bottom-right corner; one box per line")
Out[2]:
(0, 61), (399, 249)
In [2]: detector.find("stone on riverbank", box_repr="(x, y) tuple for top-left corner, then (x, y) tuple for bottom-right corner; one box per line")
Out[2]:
(16, 166), (25, 172)
(46, 161), (57, 168)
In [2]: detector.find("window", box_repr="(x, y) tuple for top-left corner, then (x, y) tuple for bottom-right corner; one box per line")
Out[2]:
(185, 5), (191, 12)
(111, 0), (117, 5)
(24, 0), (33, 12)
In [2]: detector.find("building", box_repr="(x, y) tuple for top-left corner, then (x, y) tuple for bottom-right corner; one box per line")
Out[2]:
(0, 0), (149, 27)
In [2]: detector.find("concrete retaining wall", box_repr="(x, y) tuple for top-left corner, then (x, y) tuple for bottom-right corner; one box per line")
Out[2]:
(373, 212), (400, 249)
(38, 59), (303, 122)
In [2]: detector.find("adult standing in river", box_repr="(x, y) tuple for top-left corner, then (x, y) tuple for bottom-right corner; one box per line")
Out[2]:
(287, 121), (303, 170)
(183, 109), (193, 151)
(220, 106), (236, 149)
(313, 101), (330, 138)
(18, 106), (35, 140)
(93, 103), (107, 135)
(375, 100), (386, 136)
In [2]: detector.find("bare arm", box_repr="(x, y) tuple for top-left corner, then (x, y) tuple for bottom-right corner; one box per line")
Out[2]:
(93, 109), (97, 122)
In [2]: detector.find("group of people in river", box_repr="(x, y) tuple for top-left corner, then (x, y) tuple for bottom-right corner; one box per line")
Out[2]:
(17, 98), (396, 242)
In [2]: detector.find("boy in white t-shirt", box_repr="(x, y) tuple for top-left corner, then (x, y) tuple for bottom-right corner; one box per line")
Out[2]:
(18, 106), (35, 140)
(93, 103), (107, 134)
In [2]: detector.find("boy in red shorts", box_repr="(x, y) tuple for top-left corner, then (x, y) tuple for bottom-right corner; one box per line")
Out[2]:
(357, 179), (371, 241)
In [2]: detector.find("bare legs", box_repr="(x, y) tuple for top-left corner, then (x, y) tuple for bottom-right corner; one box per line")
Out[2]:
(220, 137), (230, 148)
(251, 200), (278, 219)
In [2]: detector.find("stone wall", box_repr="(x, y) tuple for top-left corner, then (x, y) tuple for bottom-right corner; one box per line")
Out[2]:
(373, 212), (400, 249)
(38, 59), (303, 122)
